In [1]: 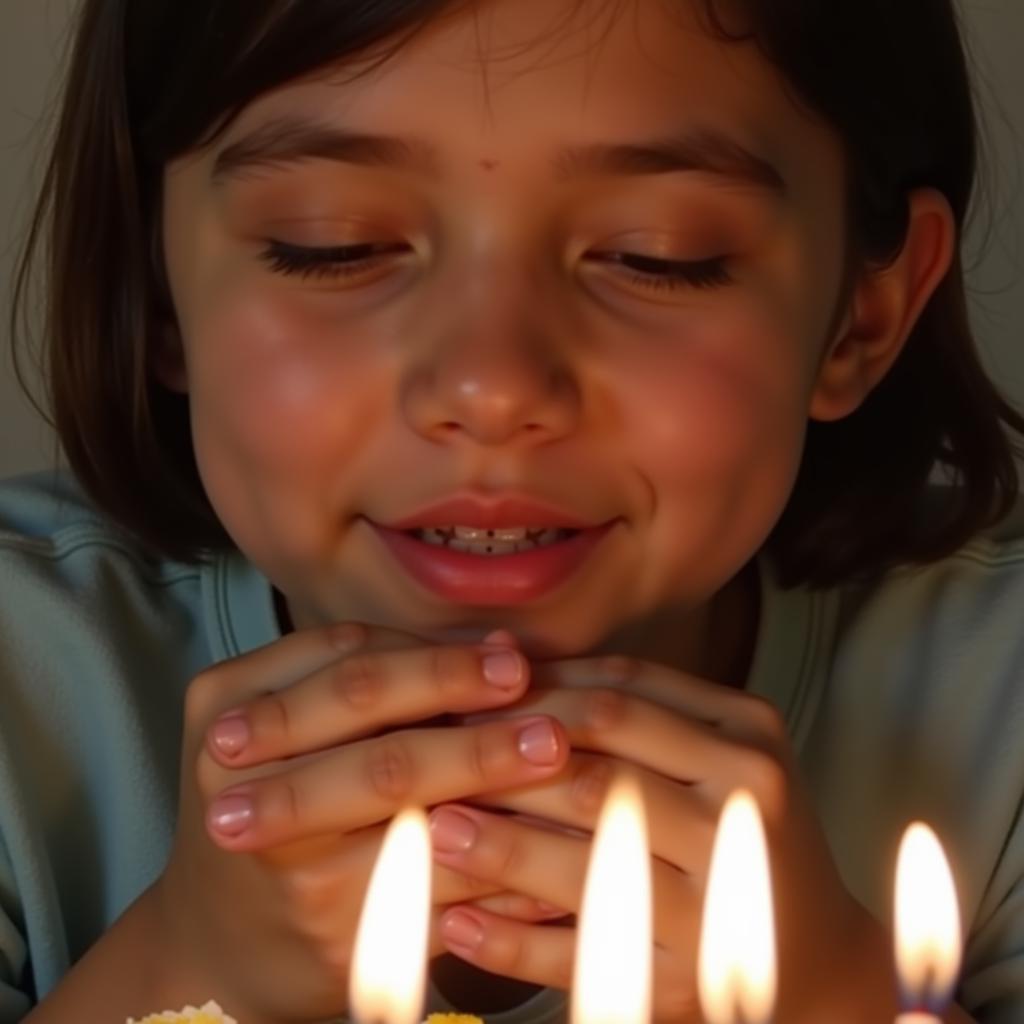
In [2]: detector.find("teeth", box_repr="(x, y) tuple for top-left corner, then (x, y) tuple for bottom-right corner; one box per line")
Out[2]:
(414, 526), (570, 555)
(453, 525), (530, 542)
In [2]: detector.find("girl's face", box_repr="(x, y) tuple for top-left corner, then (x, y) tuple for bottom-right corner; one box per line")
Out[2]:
(161, 0), (852, 658)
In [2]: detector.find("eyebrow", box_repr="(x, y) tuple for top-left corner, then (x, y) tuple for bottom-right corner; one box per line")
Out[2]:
(211, 116), (788, 197)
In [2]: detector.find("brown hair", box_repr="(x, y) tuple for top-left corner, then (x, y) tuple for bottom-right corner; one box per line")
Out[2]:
(10, 0), (1024, 586)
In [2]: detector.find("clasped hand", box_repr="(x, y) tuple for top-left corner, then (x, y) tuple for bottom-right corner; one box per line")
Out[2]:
(157, 621), (879, 1024)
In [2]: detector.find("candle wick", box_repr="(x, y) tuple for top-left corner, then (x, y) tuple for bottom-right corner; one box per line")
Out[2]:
(728, 993), (754, 1024)
(921, 962), (941, 1011)
(904, 963), (944, 1014)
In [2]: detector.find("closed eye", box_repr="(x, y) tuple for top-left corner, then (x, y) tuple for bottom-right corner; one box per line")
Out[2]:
(585, 250), (734, 292)
(258, 239), (734, 292)
(258, 240), (412, 281)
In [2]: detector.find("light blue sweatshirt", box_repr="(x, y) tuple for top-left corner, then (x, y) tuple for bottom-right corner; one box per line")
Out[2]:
(1, 468), (1024, 1022)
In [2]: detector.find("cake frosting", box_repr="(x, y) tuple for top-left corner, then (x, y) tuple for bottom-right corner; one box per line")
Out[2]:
(126, 1004), (481, 1023)
(126, 1002), (237, 1024)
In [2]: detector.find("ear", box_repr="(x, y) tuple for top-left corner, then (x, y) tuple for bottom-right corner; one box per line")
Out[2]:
(809, 188), (956, 422)
(151, 321), (190, 394)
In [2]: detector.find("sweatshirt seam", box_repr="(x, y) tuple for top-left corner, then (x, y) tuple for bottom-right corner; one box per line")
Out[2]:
(0, 526), (199, 588)
(785, 589), (822, 750)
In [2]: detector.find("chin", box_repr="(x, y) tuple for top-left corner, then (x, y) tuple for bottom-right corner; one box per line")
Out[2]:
(422, 621), (601, 661)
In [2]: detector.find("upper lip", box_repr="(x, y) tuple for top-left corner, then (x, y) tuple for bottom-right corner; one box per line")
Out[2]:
(378, 495), (611, 531)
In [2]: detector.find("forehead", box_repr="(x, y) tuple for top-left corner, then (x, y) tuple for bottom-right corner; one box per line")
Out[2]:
(208, 0), (842, 198)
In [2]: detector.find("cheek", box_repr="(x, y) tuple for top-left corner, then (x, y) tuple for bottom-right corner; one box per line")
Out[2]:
(178, 283), (392, 562)
(611, 309), (814, 590)
(186, 287), (381, 468)
(617, 310), (811, 487)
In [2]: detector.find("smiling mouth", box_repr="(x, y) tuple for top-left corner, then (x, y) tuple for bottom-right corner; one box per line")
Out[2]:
(369, 518), (620, 606)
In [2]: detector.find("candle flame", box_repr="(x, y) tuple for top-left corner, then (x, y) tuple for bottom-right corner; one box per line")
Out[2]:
(895, 822), (961, 1009)
(571, 772), (652, 1024)
(697, 789), (777, 1024)
(349, 808), (431, 1024)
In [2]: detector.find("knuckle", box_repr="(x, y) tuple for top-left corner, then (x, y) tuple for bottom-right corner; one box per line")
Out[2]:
(467, 726), (509, 786)
(283, 863), (335, 915)
(743, 694), (786, 743)
(499, 929), (531, 978)
(600, 654), (639, 684)
(490, 831), (527, 881)
(570, 757), (614, 816)
(583, 686), (630, 732)
(256, 777), (302, 837)
(253, 691), (292, 741)
(694, 803), (719, 853)
(184, 670), (219, 728)
(454, 872), (494, 900)
(193, 749), (225, 799)
(329, 620), (367, 653)
(364, 735), (416, 803)
(332, 653), (386, 711)
(732, 745), (789, 818)
(755, 756), (790, 819)
(430, 646), (475, 702)
(318, 937), (354, 978)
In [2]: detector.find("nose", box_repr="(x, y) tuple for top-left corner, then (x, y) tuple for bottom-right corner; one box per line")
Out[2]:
(400, 269), (581, 448)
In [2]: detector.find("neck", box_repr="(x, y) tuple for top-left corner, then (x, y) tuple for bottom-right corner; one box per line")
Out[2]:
(590, 558), (761, 689)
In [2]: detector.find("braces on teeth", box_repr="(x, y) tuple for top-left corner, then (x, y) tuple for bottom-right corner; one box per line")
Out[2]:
(413, 526), (572, 553)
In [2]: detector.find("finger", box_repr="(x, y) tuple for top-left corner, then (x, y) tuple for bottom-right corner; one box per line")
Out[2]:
(467, 687), (736, 786)
(430, 804), (587, 911)
(205, 643), (530, 767)
(185, 621), (373, 735)
(477, 686), (790, 814)
(433, 864), (506, 907)
(469, 892), (570, 923)
(430, 804), (698, 944)
(439, 908), (700, 1020)
(205, 715), (568, 850)
(528, 655), (787, 749)
(256, 820), (507, 908)
(473, 753), (717, 875)
(439, 906), (576, 992)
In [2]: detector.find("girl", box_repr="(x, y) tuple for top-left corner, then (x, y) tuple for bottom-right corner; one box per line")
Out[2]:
(4, 0), (1024, 1021)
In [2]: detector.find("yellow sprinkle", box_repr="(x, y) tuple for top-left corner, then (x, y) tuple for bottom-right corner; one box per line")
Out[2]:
(126, 1001), (237, 1024)
(425, 1015), (485, 1024)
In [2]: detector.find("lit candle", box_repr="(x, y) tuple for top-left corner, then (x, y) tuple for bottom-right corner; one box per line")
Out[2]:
(349, 808), (432, 1024)
(894, 822), (962, 1023)
(571, 772), (652, 1024)
(697, 789), (777, 1024)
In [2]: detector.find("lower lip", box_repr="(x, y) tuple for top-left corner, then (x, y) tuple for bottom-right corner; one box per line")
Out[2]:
(369, 520), (619, 605)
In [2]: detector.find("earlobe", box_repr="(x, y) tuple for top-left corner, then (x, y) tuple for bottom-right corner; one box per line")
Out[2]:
(151, 322), (190, 394)
(809, 188), (956, 422)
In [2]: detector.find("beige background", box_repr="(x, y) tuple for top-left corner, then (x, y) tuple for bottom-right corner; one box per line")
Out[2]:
(2, 0), (1022, 478)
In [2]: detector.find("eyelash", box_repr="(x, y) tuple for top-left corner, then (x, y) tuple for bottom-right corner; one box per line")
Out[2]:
(258, 240), (734, 292)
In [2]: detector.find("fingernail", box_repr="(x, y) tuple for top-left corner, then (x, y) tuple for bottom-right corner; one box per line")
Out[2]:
(430, 808), (478, 853)
(517, 717), (560, 766)
(210, 713), (250, 758)
(483, 629), (517, 646)
(208, 793), (254, 837)
(442, 910), (484, 951)
(482, 649), (523, 689)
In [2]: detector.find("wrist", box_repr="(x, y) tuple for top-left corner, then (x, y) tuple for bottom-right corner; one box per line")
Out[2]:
(145, 877), (271, 1024)
(781, 899), (901, 1024)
